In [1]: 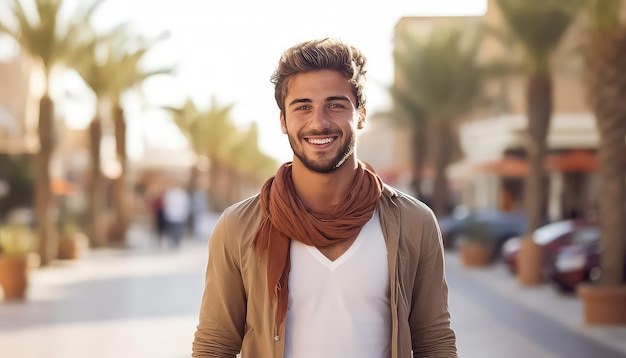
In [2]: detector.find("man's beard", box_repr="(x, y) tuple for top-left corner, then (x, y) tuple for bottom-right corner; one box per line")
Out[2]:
(287, 129), (356, 174)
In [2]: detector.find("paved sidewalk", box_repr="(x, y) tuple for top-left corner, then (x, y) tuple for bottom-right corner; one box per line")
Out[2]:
(1, 218), (625, 357)
(446, 252), (626, 358)
(0, 225), (209, 358)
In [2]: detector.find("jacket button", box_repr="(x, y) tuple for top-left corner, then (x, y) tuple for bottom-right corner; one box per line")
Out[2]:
(274, 335), (280, 341)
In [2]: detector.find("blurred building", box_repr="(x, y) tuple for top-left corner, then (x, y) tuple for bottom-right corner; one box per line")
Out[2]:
(449, 1), (600, 221)
(362, 0), (620, 221)
(358, 111), (413, 193)
(0, 39), (38, 219)
(0, 38), (39, 154)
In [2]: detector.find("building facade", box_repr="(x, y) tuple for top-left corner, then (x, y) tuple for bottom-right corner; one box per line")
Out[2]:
(363, 0), (622, 221)
(0, 38), (39, 154)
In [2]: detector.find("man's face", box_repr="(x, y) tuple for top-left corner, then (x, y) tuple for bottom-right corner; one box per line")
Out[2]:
(281, 70), (365, 173)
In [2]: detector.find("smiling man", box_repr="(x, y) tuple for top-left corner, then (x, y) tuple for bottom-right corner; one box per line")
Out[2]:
(192, 38), (457, 358)
(283, 70), (359, 174)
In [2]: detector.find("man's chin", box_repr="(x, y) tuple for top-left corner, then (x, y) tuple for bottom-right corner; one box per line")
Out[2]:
(298, 158), (339, 174)
(305, 163), (337, 174)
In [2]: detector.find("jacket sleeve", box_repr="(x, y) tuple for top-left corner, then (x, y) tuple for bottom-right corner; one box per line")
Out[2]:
(410, 210), (457, 357)
(192, 210), (247, 357)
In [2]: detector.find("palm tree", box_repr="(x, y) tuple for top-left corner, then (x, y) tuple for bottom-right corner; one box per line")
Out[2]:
(226, 123), (278, 204)
(73, 26), (171, 245)
(71, 33), (110, 248)
(392, 24), (489, 216)
(163, 99), (203, 231)
(583, 0), (625, 288)
(166, 99), (203, 194)
(105, 30), (170, 243)
(85, 109), (104, 247)
(168, 97), (238, 211)
(496, 0), (583, 285)
(0, 0), (104, 265)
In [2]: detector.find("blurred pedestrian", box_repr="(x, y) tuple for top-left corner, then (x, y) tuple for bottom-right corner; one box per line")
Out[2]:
(192, 38), (456, 357)
(162, 186), (190, 248)
(150, 191), (166, 241)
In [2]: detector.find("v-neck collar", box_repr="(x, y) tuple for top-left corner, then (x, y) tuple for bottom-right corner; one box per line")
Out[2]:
(305, 231), (365, 272)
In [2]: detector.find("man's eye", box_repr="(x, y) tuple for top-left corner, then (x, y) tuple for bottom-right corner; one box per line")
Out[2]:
(328, 103), (345, 109)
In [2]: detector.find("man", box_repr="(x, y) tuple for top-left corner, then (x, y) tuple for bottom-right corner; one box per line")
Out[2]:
(162, 185), (190, 247)
(192, 38), (457, 357)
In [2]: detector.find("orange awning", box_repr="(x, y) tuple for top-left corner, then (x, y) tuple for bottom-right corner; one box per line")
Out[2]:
(546, 150), (598, 172)
(477, 150), (599, 177)
(51, 178), (79, 196)
(477, 157), (528, 177)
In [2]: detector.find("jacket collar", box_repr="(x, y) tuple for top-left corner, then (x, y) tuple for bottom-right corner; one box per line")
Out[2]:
(381, 183), (400, 199)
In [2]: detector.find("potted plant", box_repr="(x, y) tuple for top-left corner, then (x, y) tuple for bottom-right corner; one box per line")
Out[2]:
(458, 221), (493, 267)
(0, 223), (39, 300)
(57, 221), (89, 260)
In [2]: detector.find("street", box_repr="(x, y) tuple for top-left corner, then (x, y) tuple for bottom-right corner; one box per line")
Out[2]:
(1, 219), (625, 358)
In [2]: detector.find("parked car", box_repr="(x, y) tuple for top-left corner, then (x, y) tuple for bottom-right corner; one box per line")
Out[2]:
(438, 206), (471, 248)
(439, 207), (526, 259)
(501, 219), (599, 276)
(550, 235), (626, 292)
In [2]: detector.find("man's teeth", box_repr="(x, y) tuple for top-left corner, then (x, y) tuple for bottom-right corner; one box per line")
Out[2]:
(308, 137), (333, 145)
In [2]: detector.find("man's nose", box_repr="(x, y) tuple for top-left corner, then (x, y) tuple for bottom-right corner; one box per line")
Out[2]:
(308, 108), (330, 131)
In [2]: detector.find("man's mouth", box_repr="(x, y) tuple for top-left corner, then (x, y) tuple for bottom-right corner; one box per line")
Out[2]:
(306, 137), (336, 145)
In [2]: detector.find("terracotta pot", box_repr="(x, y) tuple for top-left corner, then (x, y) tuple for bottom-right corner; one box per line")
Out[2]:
(578, 284), (626, 325)
(460, 242), (491, 267)
(0, 256), (29, 300)
(58, 233), (88, 260)
(518, 236), (542, 286)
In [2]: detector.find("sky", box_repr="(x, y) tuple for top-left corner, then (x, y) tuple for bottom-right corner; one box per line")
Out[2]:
(61, 0), (487, 164)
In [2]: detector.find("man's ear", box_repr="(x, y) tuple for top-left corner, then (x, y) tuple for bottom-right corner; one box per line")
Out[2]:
(357, 108), (366, 129)
(280, 113), (287, 134)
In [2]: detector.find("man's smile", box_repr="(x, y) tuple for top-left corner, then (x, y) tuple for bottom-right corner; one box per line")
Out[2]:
(305, 136), (338, 145)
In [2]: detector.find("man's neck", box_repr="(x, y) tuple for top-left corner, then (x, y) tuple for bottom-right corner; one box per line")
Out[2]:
(291, 158), (358, 214)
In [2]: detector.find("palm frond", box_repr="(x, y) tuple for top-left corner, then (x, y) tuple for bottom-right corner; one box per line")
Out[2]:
(389, 83), (426, 130)
(72, 22), (173, 100)
(586, 0), (623, 30)
(497, 0), (585, 72)
(164, 97), (239, 159)
(393, 25), (489, 123)
(3, 0), (103, 78)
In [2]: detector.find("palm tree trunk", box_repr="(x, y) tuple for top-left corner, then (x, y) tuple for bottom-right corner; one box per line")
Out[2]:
(586, 30), (626, 286)
(228, 165), (242, 206)
(519, 72), (552, 286)
(35, 95), (57, 265)
(88, 116), (106, 247)
(187, 164), (201, 234)
(410, 124), (427, 199)
(525, 73), (552, 233)
(596, 113), (626, 285)
(112, 105), (128, 242)
(208, 156), (222, 212)
(432, 122), (453, 217)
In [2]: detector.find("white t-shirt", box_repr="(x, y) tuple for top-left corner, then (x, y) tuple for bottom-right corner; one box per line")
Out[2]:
(284, 211), (391, 358)
(163, 187), (190, 223)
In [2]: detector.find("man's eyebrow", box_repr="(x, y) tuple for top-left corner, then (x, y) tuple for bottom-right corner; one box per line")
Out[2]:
(288, 98), (311, 107)
(326, 96), (351, 102)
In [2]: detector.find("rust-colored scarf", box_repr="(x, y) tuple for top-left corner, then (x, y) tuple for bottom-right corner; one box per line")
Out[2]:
(253, 161), (383, 330)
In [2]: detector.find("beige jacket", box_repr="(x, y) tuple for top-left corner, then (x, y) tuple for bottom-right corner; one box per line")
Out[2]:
(192, 184), (457, 357)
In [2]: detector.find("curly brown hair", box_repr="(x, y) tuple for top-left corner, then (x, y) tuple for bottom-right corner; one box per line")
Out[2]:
(270, 38), (367, 116)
